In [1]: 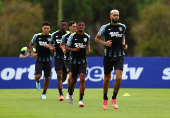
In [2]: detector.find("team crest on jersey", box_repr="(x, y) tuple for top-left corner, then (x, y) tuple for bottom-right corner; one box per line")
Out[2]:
(84, 38), (87, 42)
(119, 27), (122, 31)
(47, 37), (51, 41)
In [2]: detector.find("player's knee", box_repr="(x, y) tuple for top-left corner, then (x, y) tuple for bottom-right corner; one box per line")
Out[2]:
(35, 75), (41, 79)
(80, 78), (85, 84)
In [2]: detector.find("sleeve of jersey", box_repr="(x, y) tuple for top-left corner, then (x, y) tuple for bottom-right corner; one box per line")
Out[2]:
(98, 25), (106, 36)
(87, 35), (90, 42)
(66, 34), (74, 46)
(61, 34), (66, 44)
(31, 34), (38, 43)
(122, 24), (126, 34)
(50, 32), (55, 42)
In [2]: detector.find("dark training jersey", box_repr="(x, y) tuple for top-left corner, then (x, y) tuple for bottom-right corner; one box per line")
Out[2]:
(61, 33), (71, 61)
(66, 32), (90, 64)
(98, 23), (126, 57)
(31, 33), (51, 62)
(51, 30), (70, 59)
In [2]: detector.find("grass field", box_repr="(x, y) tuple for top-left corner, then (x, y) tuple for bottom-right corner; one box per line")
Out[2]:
(0, 88), (170, 118)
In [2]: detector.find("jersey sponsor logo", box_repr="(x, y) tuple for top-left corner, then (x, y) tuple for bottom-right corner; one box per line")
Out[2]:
(55, 39), (62, 44)
(109, 32), (123, 37)
(83, 38), (87, 42)
(39, 41), (47, 46)
(47, 38), (51, 41)
(74, 43), (86, 48)
(119, 27), (122, 31)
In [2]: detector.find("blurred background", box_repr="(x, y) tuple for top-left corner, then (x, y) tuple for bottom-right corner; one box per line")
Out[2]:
(0, 0), (170, 57)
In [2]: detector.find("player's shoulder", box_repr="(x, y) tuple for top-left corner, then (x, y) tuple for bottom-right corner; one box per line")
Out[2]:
(118, 23), (126, 29)
(84, 32), (90, 38)
(101, 23), (111, 28)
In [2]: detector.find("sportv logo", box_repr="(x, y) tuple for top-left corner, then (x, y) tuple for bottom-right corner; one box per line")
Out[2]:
(0, 64), (144, 83)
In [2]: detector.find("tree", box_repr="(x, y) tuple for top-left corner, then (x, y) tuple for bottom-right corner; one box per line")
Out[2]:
(0, 0), (43, 56)
(132, 1), (170, 56)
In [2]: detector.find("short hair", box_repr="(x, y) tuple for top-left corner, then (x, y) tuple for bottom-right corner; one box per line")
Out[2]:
(76, 21), (84, 24)
(42, 21), (51, 26)
(60, 20), (67, 23)
(68, 21), (76, 27)
(110, 9), (119, 15)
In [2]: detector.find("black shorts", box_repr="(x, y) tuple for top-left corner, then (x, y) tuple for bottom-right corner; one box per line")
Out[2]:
(103, 56), (124, 75)
(35, 61), (51, 77)
(71, 62), (87, 77)
(63, 60), (71, 73)
(54, 57), (64, 71)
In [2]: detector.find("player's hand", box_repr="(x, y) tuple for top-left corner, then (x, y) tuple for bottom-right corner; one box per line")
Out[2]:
(74, 47), (80, 52)
(32, 52), (38, 59)
(63, 49), (66, 53)
(50, 47), (56, 53)
(105, 40), (112, 47)
(123, 44), (128, 50)
(88, 50), (92, 54)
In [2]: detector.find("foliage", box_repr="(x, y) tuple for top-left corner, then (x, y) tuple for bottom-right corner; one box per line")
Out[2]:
(0, 0), (43, 56)
(132, 2), (170, 56)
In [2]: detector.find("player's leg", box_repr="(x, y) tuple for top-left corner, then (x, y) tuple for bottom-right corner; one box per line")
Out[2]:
(35, 61), (43, 91)
(103, 57), (113, 110)
(110, 56), (124, 109)
(54, 58), (64, 101)
(41, 61), (51, 99)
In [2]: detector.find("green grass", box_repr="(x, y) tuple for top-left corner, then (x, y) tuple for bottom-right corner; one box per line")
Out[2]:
(0, 88), (170, 118)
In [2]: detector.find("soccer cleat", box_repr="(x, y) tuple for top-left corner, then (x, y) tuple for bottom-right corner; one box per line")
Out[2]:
(36, 82), (41, 91)
(110, 99), (118, 109)
(69, 95), (74, 105)
(78, 101), (84, 107)
(103, 99), (108, 110)
(41, 94), (46, 99)
(59, 95), (65, 101)
(66, 92), (69, 100)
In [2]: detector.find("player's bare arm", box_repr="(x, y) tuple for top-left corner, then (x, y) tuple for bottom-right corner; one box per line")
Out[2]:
(60, 43), (66, 53)
(86, 42), (92, 54)
(66, 46), (80, 52)
(29, 42), (38, 59)
(95, 34), (112, 47)
(122, 35), (128, 50)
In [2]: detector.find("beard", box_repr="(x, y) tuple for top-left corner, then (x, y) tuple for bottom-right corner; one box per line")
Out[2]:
(112, 19), (118, 23)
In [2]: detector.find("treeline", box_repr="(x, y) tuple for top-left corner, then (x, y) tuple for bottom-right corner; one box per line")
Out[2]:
(1, 0), (169, 57)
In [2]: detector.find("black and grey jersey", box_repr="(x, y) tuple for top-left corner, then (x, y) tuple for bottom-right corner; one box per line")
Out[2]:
(31, 33), (51, 62)
(98, 23), (126, 57)
(61, 33), (71, 61)
(51, 30), (70, 59)
(66, 32), (90, 64)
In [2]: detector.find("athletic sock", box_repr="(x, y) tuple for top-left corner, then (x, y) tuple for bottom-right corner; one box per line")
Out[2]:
(69, 90), (73, 95)
(59, 89), (63, 96)
(103, 93), (108, 100)
(112, 92), (117, 99)
(36, 81), (40, 83)
(42, 90), (46, 94)
(67, 87), (70, 92)
(79, 94), (84, 101)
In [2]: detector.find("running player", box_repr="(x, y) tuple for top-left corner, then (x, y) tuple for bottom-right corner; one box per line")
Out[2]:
(95, 9), (128, 110)
(50, 20), (69, 101)
(66, 21), (92, 107)
(29, 21), (55, 99)
(60, 21), (77, 100)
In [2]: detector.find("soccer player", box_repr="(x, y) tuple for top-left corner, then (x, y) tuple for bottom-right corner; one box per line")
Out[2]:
(19, 45), (36, 57)
(66, 21), (92, 107)
(95, 9), (128, 110)
(60, 21), (77, 100)
(29, 21), (55, 99)
(50, 20), (69, 101)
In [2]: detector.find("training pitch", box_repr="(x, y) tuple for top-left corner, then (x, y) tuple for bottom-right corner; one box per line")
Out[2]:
(0, 88), (170, 118)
